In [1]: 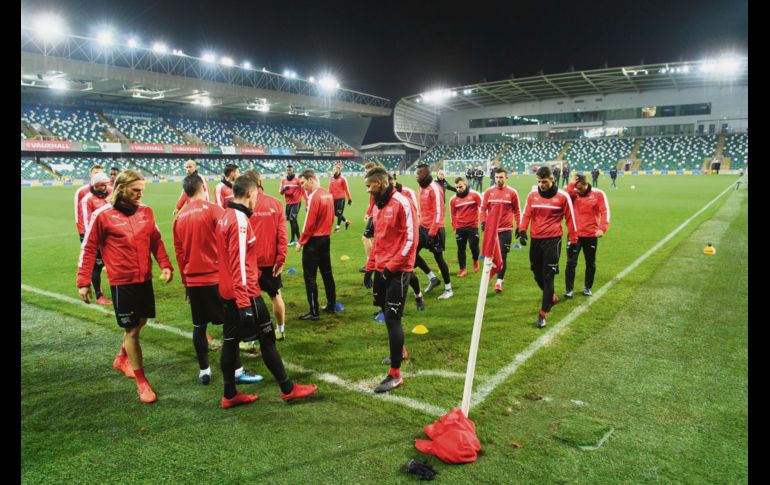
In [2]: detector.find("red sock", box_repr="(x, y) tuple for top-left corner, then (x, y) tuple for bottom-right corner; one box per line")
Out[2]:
(539, 310), (548, 317)
(118, 345), (127, 357)
(133, 368), (148, 385)
(389, 368), (401, 379)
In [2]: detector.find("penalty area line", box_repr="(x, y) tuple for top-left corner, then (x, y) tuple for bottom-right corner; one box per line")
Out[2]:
(468, 180), (738, 411)
(20, 284), (445, 416)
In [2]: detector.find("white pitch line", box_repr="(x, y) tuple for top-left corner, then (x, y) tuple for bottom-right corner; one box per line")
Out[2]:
(467, 181), (738, 411)
(20, 284), (444, 416)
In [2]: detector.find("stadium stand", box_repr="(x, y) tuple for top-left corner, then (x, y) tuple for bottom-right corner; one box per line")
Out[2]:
(166, 116), (235, 145)
(418, 144), (456, 168)
(443, 143), (504, 172)
(563, 138), (635, 171)
(21, 158), (55, 180)
(231, 121), (291, 148)
(41, 157), (100, 179)
(109, 117), (186, 144)
(364, 155), (403, 171)
(21, 105), (109, 142)
(637, 135), (718, 170)
(498, 141), (564, 172)
(722, 133), (748, 168)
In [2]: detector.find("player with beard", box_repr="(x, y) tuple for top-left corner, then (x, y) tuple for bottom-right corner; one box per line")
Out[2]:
(174, 160), (210, 216)
(480, 168), (521, 293)
(414, 164), (453, 300)
(215, 164), (239, 209)
(450, 177), (482, 278)
(279, 165), (306, 246)
(328, 163), (352, 232)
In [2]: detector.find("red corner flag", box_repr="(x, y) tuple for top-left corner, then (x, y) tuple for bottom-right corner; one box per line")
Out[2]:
(482, 204), (504, 277)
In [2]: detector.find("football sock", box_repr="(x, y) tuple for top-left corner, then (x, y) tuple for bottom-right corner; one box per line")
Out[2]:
(133, 368), (148, 385)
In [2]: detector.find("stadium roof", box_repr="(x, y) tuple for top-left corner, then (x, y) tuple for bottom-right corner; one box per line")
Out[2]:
(20, 27), (391, 121)
(359, 142), (425, 152)
(394, 58), (747, 146)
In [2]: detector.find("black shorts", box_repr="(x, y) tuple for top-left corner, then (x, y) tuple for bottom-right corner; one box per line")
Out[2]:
(363, 218), (375, 239)
(418, 226), (446, 253)
(110, 280), (156, 328)
(334, 198), (346, 217)
(372, 271), (411, 318)
(258, 266), (283, 298)
(529, 237), (562, 276)
(223, 296), (273, 342)
(187, 284), (224, 326)
(285, 202), (300, 222)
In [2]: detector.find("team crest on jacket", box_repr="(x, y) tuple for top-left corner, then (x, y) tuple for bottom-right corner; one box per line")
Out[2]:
(239, 226), (247, 234)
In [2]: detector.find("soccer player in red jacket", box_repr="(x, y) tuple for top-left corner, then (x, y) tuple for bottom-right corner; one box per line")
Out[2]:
(75, 164), (110, 303)
(173, 160), (210, 216)
(214, 163), (239, 209)
(519, 166), (577, 329)
(450, 177), (482, 278)
(328, 164), (353, 232)
(279, 165), (306, 246)
(414, 164), (453, 300)
(244, 169), (289, 341)
(79, 172), (114, 304)
(215, 175), (318, 408)
(480, 168), (522, 293)
(391, 173), (425, 311)
(77, 170), (174, 403)
(563, 174), (610, 298)
(173, 174), (262, 386)
(296, 169), (337, 320)
(363, 167), (419, 393)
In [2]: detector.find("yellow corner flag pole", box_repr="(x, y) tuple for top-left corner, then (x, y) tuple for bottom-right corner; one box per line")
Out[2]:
(460, 256), (494, 417)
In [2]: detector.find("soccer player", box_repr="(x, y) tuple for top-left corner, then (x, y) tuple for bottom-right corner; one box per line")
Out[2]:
(77, 169), (174, 403)
(518, 166), (577, 329)
(74, 164), (111, 305)
(363, 167), (418, 393)
(591, 166), (600, 187)
(563, 174), (610, 298)
(174, 159), (210, 216)
(279, 165), (305, 246)
(216, 174), (318, 408)
(215, 163), (239, 209)
(562, 163), (571, 188)
(389, 173), (425, 311)
(435, 170), (457, 202)
(414, 164), (453, 300)
(609, 167), (618, 188)
(450, 177), (482, 278)
(296, 169), (337, 320)
(328, 163), (352, 232)
(109, 166), (120, 186)
(360, 161), (379, 272)
(243, 169), (289, 341)
(553, 165), (561, 187)
(480, 168), (521, 293)
(173, 174), (262, 385)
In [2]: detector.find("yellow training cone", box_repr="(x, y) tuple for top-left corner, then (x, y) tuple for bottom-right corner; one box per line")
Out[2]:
(412, 324), (429, 335)
(703, 243), (717, 255)
(340, 255), (351, 261)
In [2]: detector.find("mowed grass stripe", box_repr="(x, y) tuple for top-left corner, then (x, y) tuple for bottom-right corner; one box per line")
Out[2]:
(437, 187), (747, 483)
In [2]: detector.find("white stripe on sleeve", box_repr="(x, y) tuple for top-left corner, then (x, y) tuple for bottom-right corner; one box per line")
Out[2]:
(235, 211), (249, 286)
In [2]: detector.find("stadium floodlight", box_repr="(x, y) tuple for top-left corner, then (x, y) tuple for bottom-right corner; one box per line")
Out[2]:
(717, 57), (741, 74)
(127, 37), (139, 48)
(242, 61), (251, 69)
(172, 49), (185, 56)
(682, 65), (690, 73)
(319, 75), (338, 91)
(202, 52), (216, 63)
(308, 76), (316, 83)
(700, 60), (716, 73)
(33, 13), (66, 42)
(96, 29), (114, 47)
(152, 42), (168, 54)
(49, 79), (69, 90)
(463, 89), (473, 95)
(422, 89), (454, 104)
(220, 56), (234, 66)
(416, 98), (422, 103)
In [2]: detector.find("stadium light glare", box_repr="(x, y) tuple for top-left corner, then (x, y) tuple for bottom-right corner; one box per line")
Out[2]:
(717, 57), (741, 74)
(33, 13), (66, 41)
(172, 49), (185, 56)
(463, 89), (473, 95)
(682, 65), (690, 73)
(422, 89), (453, 104)
(220, 56), (234, 66)
(96, 29), (114, 47)
(50, 79), (69, 90)
(700, 61), (716, 73)
(152, 42), (168, 54)
(319, 75), (338, 91)
(242, 61), (251, 69)
(202, 52), (216, 63)
(127, 37), (139, 48)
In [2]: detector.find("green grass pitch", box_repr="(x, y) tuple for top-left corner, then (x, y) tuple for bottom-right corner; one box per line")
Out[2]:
(21, 173), (747, 483)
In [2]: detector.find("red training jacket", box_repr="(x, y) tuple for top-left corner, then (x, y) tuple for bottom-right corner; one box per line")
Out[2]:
(564, 182), (610, 238)
(328, 174), (352, 201)
(172, 199), (225, 287)
(80, 188), (113, 232)
(216, 206), (261, 308)
(450, 190), (482, 230)
(250, 190), (288, 267)
(366, 189), (418, 273)
(74, 184), (91, 234)
(279, 177), (306, 205)
(214, 179), (234, 209)
(77, 204), (173, 287)
(419, 180), (445, 236)
(480, 185), (521, 233)
(175, 173), (210, 210)
(519, 187), (578, 242)
(299, 187), (335, 246)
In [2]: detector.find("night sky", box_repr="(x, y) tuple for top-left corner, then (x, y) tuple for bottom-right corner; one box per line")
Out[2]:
(21, 0), (748, 144)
